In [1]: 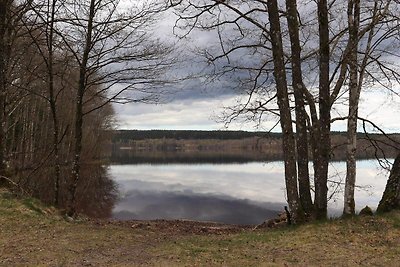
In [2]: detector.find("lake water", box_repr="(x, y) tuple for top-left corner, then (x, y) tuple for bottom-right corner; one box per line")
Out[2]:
(109, 160), (390, 225)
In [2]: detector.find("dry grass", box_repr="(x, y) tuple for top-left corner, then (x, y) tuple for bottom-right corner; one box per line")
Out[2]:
(2, 188), (400, 266)
(0, 189), (159, 266)
(157, 217), (400, 266)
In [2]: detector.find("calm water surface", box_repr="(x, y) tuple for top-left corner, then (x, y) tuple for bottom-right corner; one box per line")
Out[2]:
(109, 160), (389, 225)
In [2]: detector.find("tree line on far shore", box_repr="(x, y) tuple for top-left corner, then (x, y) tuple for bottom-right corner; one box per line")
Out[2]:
(111, 130), (399, 161)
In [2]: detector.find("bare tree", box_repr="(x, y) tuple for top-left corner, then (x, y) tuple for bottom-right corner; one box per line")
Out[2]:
(19, 0), (64, 206)
(0, 0), (122, 214)
(266, 0), (303, 221)
(52, 0), (176, 216)
(173, 0), (400, 220)
(0, 0), (13, 175)
(285, 0), (313, 216)
(173, 0), (334, 220)
(0, 0), (34, 175)
(343, 0), (399, 216)
(0, 2), (5, 174)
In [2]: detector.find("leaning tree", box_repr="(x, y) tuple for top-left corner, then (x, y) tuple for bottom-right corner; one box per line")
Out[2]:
(377, 154), (400, 213)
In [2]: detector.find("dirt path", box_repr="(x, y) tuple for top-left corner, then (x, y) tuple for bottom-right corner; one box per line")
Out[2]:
(0, 192), (249, 266)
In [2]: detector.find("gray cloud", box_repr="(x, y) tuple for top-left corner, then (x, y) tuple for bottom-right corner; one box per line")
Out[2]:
(111, 2), (400, 132)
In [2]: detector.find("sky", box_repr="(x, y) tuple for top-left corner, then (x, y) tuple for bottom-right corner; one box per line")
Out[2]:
(114, 88), (400, 132)
(113, 4), (400, 133)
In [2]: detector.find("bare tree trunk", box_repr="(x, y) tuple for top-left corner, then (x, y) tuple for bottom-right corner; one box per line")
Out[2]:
(0, 0), (9, 175)
(285, 0), (313, 216)
(46, 0), (62, 207)
(267, 0), (304, 223)
(343, 0), (360, 216)
(67, 87), (84, 216)
(67, 0), (95, 216)
(343, 0), (388, 216)
(377, 154), (400, 213)
(28, 95), (38, 163)
(50, 91), (61, 206)
(315, 0), (331, 220)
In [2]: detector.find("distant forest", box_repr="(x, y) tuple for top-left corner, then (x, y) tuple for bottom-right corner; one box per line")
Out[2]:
(112, 129), (281, 141)
(110, 130), (400, 164)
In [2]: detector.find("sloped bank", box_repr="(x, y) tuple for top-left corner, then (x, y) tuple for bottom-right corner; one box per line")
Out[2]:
(1, 188), (400, 266)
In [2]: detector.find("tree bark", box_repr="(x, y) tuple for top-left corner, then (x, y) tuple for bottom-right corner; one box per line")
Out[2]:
(47, 0), (61, 207)
(377, 154), (400, 213)
(343, 0), (360, 216)
(315, 0), (331, 220)
(285, 0), (313, 216)
(67, 0), (96, 216)
(267, 0), (304, 223)
(0, 0), (10, 175)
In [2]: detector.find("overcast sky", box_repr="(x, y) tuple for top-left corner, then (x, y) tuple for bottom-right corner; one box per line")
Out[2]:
(113, 5), (400, 133)
(114, 89), (399, 132)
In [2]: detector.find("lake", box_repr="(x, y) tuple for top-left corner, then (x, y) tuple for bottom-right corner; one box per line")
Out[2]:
(109, 160), (390, 225)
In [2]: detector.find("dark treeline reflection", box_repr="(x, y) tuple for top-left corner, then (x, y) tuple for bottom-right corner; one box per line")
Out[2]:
(113, 190), (282, 225)
(111, 149), (399, 165)
(18, 163), (118, 219)
(110, 150), (282, 164)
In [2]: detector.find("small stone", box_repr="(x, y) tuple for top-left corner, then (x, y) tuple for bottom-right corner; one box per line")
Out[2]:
(64, 215), (74, 222)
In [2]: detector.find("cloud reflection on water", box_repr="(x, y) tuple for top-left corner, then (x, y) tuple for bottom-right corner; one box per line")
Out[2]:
(114, 189), (283, 225)
(109, 160), (389, 224)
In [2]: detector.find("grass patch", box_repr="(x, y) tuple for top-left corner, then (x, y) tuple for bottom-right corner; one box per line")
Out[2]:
(378, 211), (400, 229)
(22, 198), (46, 214)
(153, 214), (400, 266)
(2, 188), (400, 266)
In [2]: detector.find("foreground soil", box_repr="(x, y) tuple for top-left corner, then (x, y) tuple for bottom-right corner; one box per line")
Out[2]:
(1, 189), (400, 266)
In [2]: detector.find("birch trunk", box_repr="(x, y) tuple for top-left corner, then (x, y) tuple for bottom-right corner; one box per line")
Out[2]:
(343, 0), (360, 216)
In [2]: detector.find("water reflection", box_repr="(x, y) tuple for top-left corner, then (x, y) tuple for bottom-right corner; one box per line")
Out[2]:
(110, 160), (389, 224)
(26, 159), (389, 224)
(20, 163), (118, 219)
(72, 164), (118, 218)
(114, 189), (282, 225)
